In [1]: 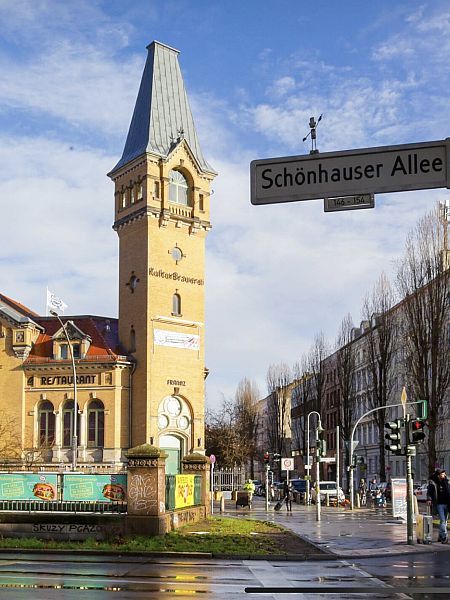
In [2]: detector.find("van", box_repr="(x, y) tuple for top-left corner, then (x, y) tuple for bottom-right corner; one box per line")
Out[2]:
(290, 479), (307, 502)
(311, 481), (345, 504)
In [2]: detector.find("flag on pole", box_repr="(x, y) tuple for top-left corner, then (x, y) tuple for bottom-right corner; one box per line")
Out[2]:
(46, 288), (68, 315)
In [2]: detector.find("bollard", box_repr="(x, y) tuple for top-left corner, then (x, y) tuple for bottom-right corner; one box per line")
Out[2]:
(356, 493), (361, 509)
(220, 495), (225, 513)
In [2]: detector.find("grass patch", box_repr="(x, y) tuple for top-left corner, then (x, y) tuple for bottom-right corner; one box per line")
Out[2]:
(0, 517), (321, 556)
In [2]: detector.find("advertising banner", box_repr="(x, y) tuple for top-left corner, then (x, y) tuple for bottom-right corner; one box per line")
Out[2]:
(154, 329), (200, 350)
(63, 474), (127, 502)
(175, 474), (195, 508)
(0, 473), (58, 501)
(391, 478), (407, 519)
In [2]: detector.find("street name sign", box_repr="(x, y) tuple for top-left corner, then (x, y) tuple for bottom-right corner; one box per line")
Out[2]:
(324, 193), (374, 212)
(250, 139), (450, 205)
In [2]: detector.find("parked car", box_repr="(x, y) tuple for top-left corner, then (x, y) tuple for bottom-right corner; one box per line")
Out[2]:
(414, 483), (428, 502)
(290, 479), (307, 502)
(310, 481), (345, 504)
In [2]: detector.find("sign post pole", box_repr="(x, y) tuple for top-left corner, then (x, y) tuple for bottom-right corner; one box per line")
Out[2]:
(209, 454), (216, 515)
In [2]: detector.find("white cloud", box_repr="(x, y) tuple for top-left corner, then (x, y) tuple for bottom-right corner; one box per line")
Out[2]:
(0, 43), (141, 136)
(0, 136), (118, 317)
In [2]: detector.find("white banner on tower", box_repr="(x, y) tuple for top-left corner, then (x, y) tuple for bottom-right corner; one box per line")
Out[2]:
(154, 328), (199, 350)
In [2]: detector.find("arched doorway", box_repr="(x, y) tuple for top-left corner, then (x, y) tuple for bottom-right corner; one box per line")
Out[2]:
(159, 434), (182, 474)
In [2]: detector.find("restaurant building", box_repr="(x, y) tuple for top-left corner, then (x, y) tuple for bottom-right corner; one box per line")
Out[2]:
(0, 41), (215, 473)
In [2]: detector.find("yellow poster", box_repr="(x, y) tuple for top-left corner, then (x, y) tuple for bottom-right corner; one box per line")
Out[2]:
(175, 474), (195, 508)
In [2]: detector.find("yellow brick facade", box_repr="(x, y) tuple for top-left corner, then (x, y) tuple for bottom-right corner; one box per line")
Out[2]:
(0, 41), (215, 472)
(110, 140), (214, 463)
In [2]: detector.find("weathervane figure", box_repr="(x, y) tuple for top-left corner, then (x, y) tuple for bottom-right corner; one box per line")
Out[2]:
(303, 114), (323, 154)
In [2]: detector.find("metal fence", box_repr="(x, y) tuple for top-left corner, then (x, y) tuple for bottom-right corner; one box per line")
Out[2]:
(0, 500), (126, 513)
(213, 467), (246, 491)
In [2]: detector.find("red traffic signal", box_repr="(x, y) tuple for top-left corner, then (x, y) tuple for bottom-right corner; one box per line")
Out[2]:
(263, 452), (270, 464)
(409, 419), (426, 444)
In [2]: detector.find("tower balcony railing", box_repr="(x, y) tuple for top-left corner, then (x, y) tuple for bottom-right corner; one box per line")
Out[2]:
(169, 204), (193, 219)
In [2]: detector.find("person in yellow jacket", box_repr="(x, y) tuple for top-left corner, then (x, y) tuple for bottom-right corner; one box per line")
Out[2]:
(243, 479), (256, 503)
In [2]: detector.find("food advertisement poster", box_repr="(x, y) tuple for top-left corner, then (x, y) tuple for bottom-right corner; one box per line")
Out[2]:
(0, 473), (58, 501)
(175, 474), (195, 508)
(62, 474), (127, 502)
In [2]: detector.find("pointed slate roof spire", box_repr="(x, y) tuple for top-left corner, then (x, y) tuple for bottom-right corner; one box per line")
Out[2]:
(110, 41), (215, 175)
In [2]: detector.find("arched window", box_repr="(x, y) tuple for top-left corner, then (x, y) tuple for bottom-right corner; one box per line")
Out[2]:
(130, 326), (136, 352)
(172, 293), (181, 316)
(87, 400), (105, 448)
(169, 170), (189, 205)
(62, 401), (81, 448)
(38, 401), (55, 447)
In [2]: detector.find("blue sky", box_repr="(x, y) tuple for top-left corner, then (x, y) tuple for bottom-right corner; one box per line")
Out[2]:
(1, 0), (449, 407)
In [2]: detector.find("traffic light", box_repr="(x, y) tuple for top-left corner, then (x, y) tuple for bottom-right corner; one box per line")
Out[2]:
(263, 451), (270, 464)
(273, 453), (281, 462)
(318, 439), (327, 458)
(409, 419), (426, 445)
(385, 419), (403, 455)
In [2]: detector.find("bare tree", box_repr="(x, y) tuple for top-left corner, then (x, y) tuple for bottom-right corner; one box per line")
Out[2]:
(335, 314), (356, 487)
(234, 378), (261, 479)
(396, 205), (450, 474)
(205, 397), (246, 467)
(0, 411), (23, 465)
(362, 272), (397, 482)
(292, 357), (314, 458)
(307, 332), (329, 417)
(266, 363), (292, 480)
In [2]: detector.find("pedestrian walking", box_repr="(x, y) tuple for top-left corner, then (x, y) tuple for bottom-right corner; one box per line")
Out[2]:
(283, 481), (293, 512)
(368, 478), (379, 507)
(243, 479), (256, 504)
(427, 469), (450, 543)
(358, 478), (367, 507)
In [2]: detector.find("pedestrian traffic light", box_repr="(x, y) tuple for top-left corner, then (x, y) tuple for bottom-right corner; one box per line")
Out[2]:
(409, 418), (426, 445)
(263, 451), (270, 464)
(385, 419), (403, 455)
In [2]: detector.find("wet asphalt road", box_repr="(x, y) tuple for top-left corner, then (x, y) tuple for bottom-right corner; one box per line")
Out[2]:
(0, 552), (448, 599)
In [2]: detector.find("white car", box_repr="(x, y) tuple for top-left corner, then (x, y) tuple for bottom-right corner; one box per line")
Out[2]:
(414, 483), (428, 502)
(310, 481), (345, 504)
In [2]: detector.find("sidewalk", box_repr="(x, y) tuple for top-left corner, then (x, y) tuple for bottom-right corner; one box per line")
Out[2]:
(219, 496), (450, 559)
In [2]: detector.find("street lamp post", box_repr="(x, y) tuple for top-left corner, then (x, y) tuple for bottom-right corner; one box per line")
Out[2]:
(306, 411), (323, 521)
(50, 310), (78, 471)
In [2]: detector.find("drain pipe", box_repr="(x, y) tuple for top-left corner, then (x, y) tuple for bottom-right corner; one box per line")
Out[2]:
(128, 361), (136, 449)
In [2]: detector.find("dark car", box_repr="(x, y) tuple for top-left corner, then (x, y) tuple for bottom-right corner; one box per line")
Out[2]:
(290, 479), (307, 502)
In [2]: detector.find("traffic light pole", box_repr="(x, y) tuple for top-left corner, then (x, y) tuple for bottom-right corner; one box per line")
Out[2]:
(265, 463), (270, 512)
(405, 414), (415, 545)
(349, 400), (426, 511)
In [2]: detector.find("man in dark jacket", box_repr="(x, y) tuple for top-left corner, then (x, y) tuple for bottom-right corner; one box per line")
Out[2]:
(427, 469), (450, 543)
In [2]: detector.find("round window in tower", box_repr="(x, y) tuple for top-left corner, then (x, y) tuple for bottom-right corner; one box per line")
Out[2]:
(171, 246), (183, 263)
(178, 415), (190, 430)
(158, 414), (169, 430)
(166, 397), (182, 417)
